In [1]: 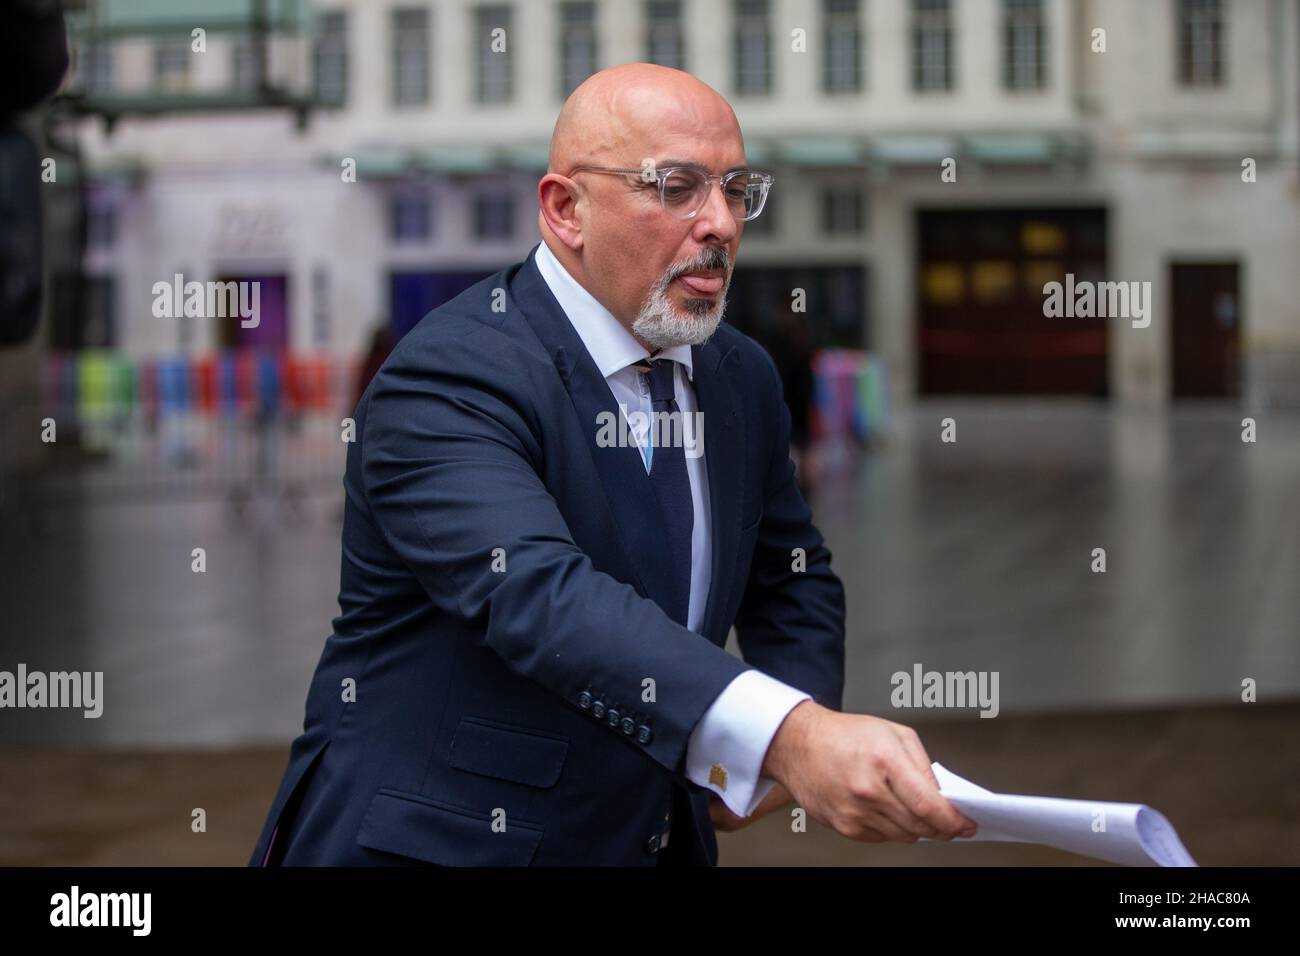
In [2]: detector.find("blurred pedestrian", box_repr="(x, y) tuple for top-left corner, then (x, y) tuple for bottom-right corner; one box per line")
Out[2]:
(767, 302), (818, 493)
(351, 322), (395, 416)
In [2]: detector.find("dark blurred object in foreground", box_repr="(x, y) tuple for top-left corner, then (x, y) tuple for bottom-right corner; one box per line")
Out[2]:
(0, 129), (45, 346)
(1, 0), (70, 116)
(1, 0), (68, 348)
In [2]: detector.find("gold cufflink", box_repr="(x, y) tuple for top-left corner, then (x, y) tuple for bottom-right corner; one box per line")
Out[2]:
(709, 763), (728, 790)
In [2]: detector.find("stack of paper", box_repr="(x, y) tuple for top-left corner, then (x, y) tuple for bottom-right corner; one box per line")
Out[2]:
(928, 762), (1198, 867)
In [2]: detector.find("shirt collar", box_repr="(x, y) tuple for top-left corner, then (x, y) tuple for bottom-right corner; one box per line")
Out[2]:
(533, 240), (694, 382)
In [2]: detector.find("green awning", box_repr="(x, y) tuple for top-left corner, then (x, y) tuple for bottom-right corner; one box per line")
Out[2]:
(964, 133), (1056, 164)
(336, 150), (416, 178)
(869, 135), (958, 164)
(68, 0), (312, 38)
(415, 147), (498, 174)
(776, 138), (866, 167)
(72, 91), (298, 115)
(85, 158), (147, 187)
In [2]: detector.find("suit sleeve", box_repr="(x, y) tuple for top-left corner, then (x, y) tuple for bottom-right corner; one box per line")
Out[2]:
(732, 344), (847, 711)
(358, 324), (752, 780)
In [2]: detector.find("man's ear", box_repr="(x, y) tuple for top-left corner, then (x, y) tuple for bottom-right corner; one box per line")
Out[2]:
(538, 174), (584, 252)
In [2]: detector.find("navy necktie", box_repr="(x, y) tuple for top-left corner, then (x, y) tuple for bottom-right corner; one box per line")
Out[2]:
(638, 358), (693, 628)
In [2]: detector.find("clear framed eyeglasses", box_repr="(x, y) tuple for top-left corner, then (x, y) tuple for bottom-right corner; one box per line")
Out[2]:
(568, 164), (775, 221)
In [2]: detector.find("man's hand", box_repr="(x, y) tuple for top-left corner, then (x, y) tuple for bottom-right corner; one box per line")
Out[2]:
(760, 701), (977, 843)
(708, 782), (794, 832)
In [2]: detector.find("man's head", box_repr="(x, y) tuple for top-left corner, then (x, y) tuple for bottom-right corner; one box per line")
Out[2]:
(538, 63), (752, 352)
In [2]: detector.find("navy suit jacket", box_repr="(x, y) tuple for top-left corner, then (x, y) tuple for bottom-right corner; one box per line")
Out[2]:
(249, 244), (845, 866)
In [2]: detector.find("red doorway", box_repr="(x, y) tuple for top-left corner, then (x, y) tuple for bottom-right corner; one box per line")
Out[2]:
(916, 208), (1109, 396)
(1170, 262), (1240, 398)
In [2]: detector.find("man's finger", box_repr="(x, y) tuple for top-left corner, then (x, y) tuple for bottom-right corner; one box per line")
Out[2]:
(892, 729), (971, 837)
(888, 757), (975, 837)
(894, 726), (938, 786)
(858, 760), (939, 839)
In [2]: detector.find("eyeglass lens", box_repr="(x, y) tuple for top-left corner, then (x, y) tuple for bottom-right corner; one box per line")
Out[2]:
(662, 169), (768, 221)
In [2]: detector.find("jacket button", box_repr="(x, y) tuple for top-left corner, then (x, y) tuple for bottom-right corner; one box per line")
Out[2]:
(606, 708), (621, 727)
(646, 833), (661, 854)
(591, 700), (606, 719)
(636, 724), (652, 745)
(577, 691), (592, 710)
(620, 717), (635, 736)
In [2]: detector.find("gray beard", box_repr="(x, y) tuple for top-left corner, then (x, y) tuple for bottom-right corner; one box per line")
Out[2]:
(631, 272), (727, 350)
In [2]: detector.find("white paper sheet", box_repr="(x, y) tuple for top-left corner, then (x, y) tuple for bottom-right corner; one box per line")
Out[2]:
(928, 762), (1198, 867)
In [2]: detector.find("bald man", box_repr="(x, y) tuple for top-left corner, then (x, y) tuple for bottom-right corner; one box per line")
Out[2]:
(250, 63), (975, 867)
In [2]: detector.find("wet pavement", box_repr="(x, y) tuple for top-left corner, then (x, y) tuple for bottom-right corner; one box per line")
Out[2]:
(0, 398), (1297, 748)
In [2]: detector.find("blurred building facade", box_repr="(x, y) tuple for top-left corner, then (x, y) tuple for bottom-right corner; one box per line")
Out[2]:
(58, 0), (1300, 406)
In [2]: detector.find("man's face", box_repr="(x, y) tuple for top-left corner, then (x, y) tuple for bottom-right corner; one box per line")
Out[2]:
(574, 100), (746, 351)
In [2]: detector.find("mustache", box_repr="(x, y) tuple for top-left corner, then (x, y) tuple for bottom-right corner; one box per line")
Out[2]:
(668, 246), (730, 282)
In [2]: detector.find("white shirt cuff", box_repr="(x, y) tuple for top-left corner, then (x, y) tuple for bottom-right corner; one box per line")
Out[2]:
(685, 669), (811, 818)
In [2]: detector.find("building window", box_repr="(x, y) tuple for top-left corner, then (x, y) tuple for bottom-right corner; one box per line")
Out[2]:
(1003, 0), (1045, 90)
(392, 7), (430, 106)
(154, 39), (191, 92)
(78, 43), (114, 96)
(176, 265), (196, 350)
(390, 190), (432, 242)
(476, 5), (512, 103)
(820, 185), (865, 235)
(86, 202), (117, 249)
(734, 0), (772, 95)
(823, 0), (861, 93)
(912, 0), (952, 92)
(311, 266), (331, 348)
(559, 3), (597, 99)
(1177, 0), (1225, 86)
(645, 1), (684, 70)
(315, 10), (348, 106)
(727, 266), (866, 350)
(473, 193), (515, 240)
(231, 36), (260, 92)
(83, 277), (117, 349)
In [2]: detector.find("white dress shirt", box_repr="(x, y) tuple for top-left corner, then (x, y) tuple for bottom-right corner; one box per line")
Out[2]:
(534, 240), (810, 818)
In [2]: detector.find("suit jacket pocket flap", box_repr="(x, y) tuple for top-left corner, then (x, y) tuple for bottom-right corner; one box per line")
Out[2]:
(448, 717), (569, 789)
(356, 788), (542, 866)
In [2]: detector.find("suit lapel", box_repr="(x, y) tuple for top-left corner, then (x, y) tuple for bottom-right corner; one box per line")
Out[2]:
(512, 246), (745, 644)
(512, 248), (680, 618)
(691, 339), (743, 644)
